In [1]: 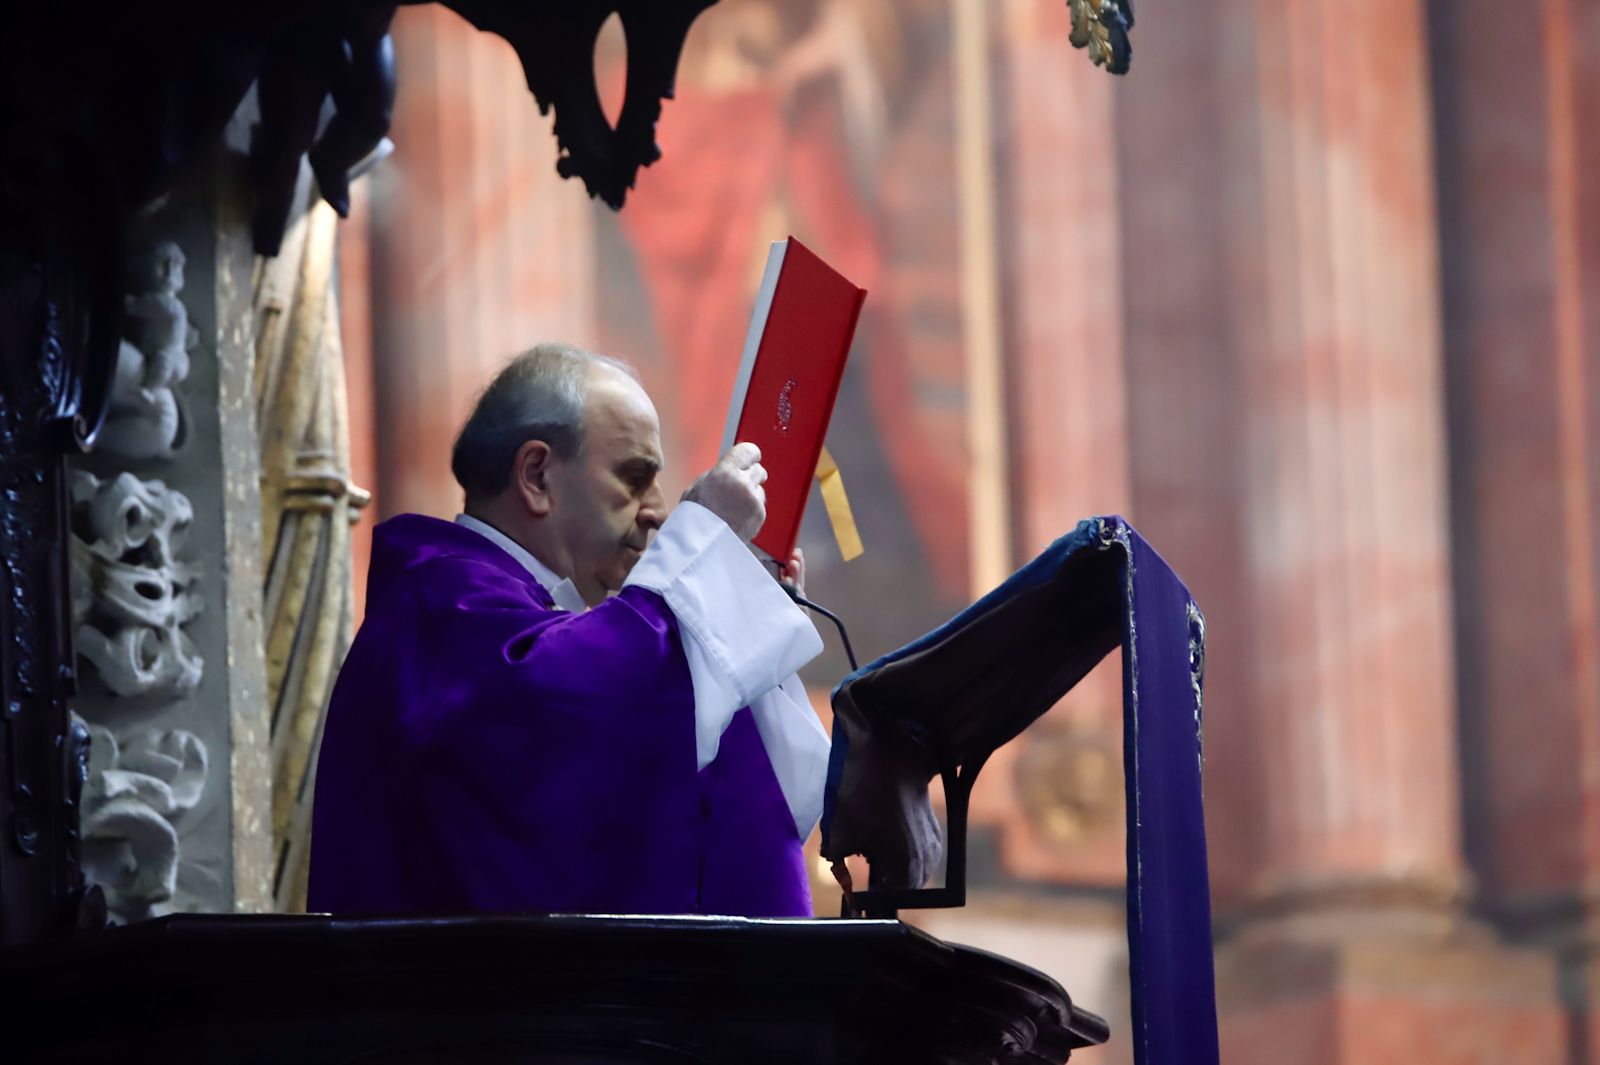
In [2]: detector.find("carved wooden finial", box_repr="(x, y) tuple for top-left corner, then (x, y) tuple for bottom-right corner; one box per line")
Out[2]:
(1068, 0), (1135, 74)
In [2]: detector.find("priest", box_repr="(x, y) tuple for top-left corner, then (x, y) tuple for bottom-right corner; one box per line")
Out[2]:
(308, 343), (830, 918)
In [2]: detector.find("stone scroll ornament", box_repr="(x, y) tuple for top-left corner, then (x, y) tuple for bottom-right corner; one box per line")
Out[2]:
(75, 717), (209, 924)
(70, 470), (203, 701)
(68, 468), (211, 923)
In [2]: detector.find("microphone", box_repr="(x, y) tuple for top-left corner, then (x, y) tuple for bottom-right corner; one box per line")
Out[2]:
(779, 581), (860, 674)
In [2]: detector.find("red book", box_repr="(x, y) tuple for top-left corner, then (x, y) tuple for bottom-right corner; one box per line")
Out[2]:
(720, 237), (867, 562)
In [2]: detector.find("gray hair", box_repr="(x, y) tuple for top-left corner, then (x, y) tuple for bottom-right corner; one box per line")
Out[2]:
(450, 342), (637, 500)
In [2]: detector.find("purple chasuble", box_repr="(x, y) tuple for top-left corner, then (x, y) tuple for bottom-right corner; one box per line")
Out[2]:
(308, 514), (811, 918)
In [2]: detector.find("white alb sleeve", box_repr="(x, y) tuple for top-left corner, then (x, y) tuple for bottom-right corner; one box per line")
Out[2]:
(622, 501), (824, 774)
(748, 673), (831, 840)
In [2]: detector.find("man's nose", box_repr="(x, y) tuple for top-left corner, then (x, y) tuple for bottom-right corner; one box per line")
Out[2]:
(638, 484), (668, 530)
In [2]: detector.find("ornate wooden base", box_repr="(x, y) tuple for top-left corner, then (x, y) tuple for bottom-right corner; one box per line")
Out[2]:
(1, 913), (1108, 1064)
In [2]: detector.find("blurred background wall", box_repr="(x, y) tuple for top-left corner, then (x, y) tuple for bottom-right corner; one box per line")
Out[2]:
(334, 1), (1600, 1062)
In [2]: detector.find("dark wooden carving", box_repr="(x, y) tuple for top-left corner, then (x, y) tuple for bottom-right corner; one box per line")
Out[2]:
(444, 0), (716, 208)
(0, 125), (122, 944)
(251, 6), (400, 255)
(253, 0), (717, 242)
(0, 913), (1110, 1063)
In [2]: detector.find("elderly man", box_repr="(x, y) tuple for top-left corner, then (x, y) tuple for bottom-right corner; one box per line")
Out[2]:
(308, 343), (829, 917)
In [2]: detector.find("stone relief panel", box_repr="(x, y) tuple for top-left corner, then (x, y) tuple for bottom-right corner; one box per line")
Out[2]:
(68, 237), (217, 922)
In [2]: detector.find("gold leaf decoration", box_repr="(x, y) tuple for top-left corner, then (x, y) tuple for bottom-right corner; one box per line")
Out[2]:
(1067, 0), (1133, 75)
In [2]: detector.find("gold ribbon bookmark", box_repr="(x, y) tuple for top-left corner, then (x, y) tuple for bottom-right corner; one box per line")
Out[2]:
(815, 446), (863, 562)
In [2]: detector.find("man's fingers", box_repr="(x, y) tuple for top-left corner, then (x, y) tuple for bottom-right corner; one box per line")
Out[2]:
(749, 463), (768, 486)
(783, 548), (805, 590)
(726, 442), (762, 469)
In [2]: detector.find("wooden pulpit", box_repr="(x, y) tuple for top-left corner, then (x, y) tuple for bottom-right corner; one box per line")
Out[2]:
(1, 515), (1220, 1065)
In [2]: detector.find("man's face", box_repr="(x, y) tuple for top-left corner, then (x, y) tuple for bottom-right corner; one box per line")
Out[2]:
(545, 369), (668, 604)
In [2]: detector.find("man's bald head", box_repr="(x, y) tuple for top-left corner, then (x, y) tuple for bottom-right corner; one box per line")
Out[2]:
(451, 342), (640, 503)
(452, 343), (667, 605)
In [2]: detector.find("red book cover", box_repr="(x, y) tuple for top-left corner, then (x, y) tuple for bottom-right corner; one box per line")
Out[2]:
(721, 237), (867, 562)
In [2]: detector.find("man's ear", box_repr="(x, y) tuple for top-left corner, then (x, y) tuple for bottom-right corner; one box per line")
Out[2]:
(512, 439), (556, 517)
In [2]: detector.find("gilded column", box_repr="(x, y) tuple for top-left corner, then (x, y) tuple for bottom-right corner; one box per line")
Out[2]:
(254, 182), (370, 911)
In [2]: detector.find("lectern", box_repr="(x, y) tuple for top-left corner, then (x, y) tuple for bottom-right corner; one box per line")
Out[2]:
(823, 516), (1220, 1065)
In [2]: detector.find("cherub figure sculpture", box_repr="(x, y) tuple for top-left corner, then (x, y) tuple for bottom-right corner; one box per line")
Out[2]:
(98, 241), (197, 461)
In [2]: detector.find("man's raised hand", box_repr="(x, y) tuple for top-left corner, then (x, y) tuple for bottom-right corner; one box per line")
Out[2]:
(683, 442), (768, 542)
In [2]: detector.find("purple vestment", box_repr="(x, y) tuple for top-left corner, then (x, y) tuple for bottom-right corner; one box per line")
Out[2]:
(308, 514), (812, 917)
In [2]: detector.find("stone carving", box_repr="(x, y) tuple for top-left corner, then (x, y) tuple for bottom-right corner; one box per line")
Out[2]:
(70, 469), (203, 699)
(65, 225), (221, 925)
(97, 241), (197, 461)
(79, 719), (209, 923)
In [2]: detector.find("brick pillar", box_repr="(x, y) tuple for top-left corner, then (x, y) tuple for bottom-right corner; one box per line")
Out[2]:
(1433, 1), (1600, 1060)
(1127, 0), (1465, 919)
(1116, 0), (1261, 910)
(1218, 0), (1463, 911)
(1117, 0), (1565, 1060)
(369, 6), (596, 521)
(978, 0), (1130, 888)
